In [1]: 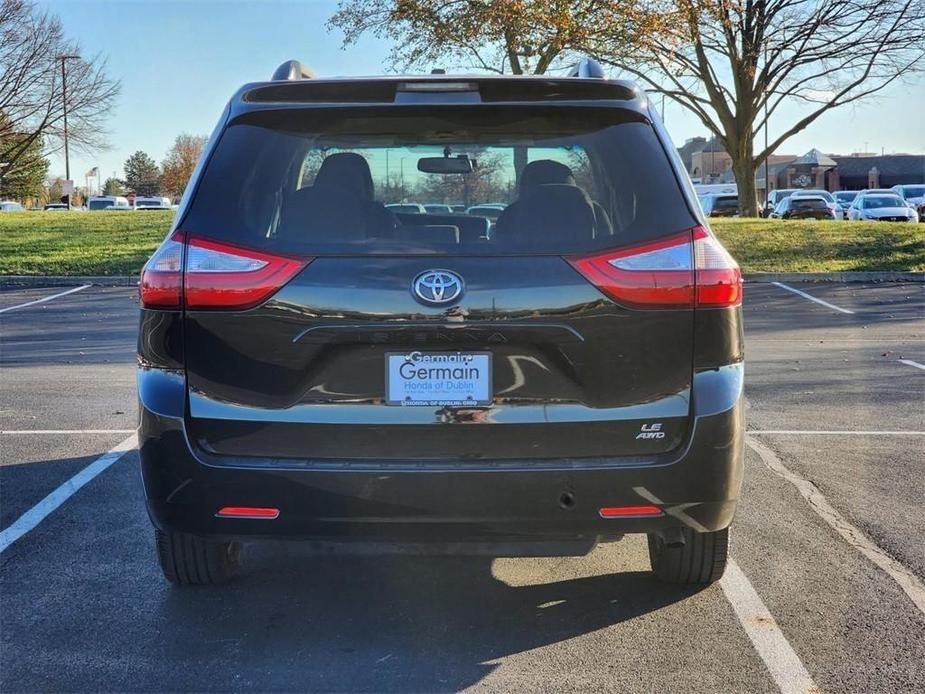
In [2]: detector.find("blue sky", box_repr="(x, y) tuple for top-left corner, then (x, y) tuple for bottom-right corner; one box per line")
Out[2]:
(44, 0), (925, 186)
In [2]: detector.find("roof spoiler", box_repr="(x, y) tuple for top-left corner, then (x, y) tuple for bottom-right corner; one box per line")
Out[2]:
(568, 57), (606, 79)
(271, 60), (315, 81)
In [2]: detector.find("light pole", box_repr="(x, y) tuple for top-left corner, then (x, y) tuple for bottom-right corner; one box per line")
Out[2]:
(57, 54), (80, 208)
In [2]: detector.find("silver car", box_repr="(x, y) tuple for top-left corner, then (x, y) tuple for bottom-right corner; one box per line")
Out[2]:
(847, 194), (919, 222)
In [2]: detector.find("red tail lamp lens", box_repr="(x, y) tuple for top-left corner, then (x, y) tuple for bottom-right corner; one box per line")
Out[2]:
(568, 226), (741, 309)
(599, 505), (664, 518)
(139, 232), (309, 310)
(216, 507), (280, 519)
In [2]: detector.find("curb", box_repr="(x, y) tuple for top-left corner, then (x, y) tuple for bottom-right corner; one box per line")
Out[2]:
(745, 271), (923, 283)
(0, 275), (138, 288)
(1, 271), (922, 288)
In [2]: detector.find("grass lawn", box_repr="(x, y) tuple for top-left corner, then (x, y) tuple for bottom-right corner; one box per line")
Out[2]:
(0, 210), (922, 275)
(712, 217), (924, 272)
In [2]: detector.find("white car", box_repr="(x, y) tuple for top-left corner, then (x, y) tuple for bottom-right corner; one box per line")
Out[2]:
(87, 195), (130, 211)
(891, 184), (925, 217)
(847, 194), (919, 222)
(386, 203), (426, 214)
(0, 201), (25, 212)
(134, 196), (172, 210)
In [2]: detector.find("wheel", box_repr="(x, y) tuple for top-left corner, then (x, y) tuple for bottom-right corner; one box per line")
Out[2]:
(647, 526), (729, 584)
(155, 528), (241, 585)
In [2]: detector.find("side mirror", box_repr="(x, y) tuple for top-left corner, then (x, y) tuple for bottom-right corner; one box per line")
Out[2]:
(418, 155), (474, 175)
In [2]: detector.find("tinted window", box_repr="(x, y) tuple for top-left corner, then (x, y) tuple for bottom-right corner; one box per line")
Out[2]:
(834, 191), (857, 202)
(900, 186), (924, 198)
(183, 106), (695, 255)
(88, 200), (112, 210)
(713, 196), (738, 210)
(791, 198), (828, 210)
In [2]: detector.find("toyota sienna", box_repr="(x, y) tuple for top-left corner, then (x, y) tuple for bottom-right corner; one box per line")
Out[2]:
(137, 59), (744, 586)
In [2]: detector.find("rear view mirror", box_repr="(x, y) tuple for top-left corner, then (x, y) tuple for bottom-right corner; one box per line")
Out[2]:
(417, 155), (474, 174)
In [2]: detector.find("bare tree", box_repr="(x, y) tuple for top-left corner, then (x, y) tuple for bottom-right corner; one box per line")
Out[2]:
(598, 0), (925, 215)
(0, 0), (120, 174)
(328, 0), (661, 76)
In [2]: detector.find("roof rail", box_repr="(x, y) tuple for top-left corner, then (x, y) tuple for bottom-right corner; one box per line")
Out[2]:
(568, 57), (606, 79)
(271, 60), (315, 81)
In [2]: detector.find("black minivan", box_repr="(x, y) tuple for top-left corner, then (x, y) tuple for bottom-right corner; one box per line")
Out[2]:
(138, 60), (744, 586)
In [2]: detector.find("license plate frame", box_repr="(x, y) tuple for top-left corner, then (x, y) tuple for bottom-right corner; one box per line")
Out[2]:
(385, 351), (492, 407)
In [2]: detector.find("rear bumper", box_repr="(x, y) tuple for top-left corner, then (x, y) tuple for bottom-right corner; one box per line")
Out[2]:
(138, 364), (744, 550)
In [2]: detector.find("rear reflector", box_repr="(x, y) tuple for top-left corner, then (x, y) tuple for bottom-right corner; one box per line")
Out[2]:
(216, 506), (280, 519)
(140, 231), (309, 310)
(568, 225), (741, 309)
(599, 505), (664, 518)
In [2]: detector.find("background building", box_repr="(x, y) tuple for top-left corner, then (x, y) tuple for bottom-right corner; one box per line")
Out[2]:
(679, 137), (925, 200)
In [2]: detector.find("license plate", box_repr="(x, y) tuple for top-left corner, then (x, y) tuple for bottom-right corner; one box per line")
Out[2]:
(385, 351), (492, 406)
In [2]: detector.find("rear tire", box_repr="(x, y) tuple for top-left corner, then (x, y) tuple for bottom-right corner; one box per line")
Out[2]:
(155, 528), (241, 586)
(647, 526), (729, 584)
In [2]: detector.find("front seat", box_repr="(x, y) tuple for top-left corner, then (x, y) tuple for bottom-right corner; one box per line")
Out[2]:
(495, 159), (612, 238)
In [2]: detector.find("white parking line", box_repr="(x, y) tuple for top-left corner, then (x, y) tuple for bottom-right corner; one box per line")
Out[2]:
(1, 429), (136, 435)
(771, 282), (854, 314)
(0, 434), (136, 554)
(720, 559), (818, 694)
(747, 435), (925, 616)
(749, 430), (925, 436)
(0, 285), (90, 314)
(898, 359), (925, 371)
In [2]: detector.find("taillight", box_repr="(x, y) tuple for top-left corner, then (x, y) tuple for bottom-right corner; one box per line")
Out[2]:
(139, 231), (183, 309)
(692, 227), (742, 307)
(567, 226), (741, 309)
(139, 232), (309, 310)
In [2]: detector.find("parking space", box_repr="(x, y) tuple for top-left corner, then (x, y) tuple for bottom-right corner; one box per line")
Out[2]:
(1, 281), (924, 691)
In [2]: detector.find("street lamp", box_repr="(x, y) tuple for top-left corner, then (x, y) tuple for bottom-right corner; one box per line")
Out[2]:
(56, 54), (80, 208)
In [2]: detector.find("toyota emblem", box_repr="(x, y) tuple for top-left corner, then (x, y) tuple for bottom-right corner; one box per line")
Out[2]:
(411, 269), (464, 306)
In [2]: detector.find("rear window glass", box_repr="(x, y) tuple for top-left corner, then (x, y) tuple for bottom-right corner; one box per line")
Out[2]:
(183, 106), (695, 255)
(713, 196), (738, 210)
(791, 198), (828, 209)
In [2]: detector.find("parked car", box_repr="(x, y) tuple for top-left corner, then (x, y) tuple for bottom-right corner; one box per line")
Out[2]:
(43, 203), (69, 211)
(891, 184), (925, 217)
(137, 58), (744, 587)
(386, 203), (426, 214)
(833, 190), (858, 217)
(764, 188), (798, 216)
(87, 195), (130, 210)
(699, 193), (739, 217)
(770, 195), (836, 220)
(0, 201), (25, 211)
(790, 189), (842, 219)
(423, 204), (454, 215)
(135, 196), (172, 210)
(847, 194), (919, 222)
(465, 204), (505, 220)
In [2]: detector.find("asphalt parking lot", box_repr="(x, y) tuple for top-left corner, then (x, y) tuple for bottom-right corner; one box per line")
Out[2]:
(1, 281), (923, 693)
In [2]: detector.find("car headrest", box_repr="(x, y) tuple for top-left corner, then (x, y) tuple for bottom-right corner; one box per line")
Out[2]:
(519, 160), (575, 194)
(512, 184), (596, 248)
(314, 153), (374, 200)
(279, 185), (367, 242)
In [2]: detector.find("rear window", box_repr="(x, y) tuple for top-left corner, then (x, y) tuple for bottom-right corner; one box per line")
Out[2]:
(791, 198), (828, 210)
(713, 196), (738, 210)
(182, 106), (695, 255)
